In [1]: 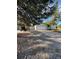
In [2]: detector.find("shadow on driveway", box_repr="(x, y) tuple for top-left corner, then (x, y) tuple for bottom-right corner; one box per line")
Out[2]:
(17, 31), (61, 59)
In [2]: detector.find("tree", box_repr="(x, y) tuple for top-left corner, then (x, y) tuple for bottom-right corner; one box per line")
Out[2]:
(17, 0), (58, 26)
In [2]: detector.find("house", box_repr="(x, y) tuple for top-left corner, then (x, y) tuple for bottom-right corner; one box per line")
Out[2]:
(34, 24), (56, 30)
(35, 24), (47, 30)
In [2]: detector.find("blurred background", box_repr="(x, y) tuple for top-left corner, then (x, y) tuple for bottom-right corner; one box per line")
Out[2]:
(17, 0), (61, 32)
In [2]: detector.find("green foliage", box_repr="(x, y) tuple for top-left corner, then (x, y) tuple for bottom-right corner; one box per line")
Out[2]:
(17, 0), (58, 26)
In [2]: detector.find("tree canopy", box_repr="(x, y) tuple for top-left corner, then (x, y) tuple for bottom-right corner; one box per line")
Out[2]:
(17, 0), (58, 26)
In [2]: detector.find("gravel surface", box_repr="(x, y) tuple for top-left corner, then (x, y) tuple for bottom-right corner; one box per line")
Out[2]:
(17, 31), (61, 59)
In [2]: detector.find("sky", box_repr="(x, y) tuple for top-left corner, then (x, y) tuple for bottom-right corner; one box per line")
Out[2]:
(42, 0), (61, 25)
(58, 0), (61, 13)
(41, 15), (54, 23)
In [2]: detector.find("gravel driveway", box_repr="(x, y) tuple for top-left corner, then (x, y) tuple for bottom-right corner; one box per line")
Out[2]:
(17, 31), (61, 59)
